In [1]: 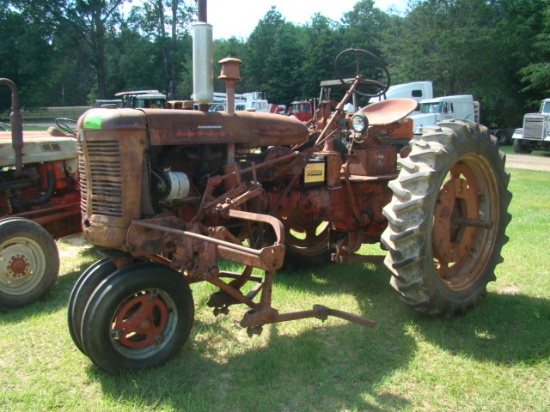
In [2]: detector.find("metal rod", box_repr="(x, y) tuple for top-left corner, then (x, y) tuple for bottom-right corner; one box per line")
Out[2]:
(0, 78), (23, 174)
(133, 221), (266, 256)
(452, 217), (492, 229)
(272, 305), (376, 328)
(197, 0), (207, 22)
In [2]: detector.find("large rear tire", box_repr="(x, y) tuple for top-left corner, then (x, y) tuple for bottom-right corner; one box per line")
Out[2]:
(381, 120), (512, 316)
(79, 262), (194, 374)
(0, 218), (59, 308)
(284, 221), (331, 269)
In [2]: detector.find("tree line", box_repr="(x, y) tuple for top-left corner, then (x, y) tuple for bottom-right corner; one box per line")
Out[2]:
(1, 0), (548, 128)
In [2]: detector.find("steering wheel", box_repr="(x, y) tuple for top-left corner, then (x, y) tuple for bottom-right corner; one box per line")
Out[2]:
(334, 48), (390, 98)
(55, 117), (77, 135)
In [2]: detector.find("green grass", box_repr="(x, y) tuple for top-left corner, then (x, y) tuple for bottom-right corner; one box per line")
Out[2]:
(1, 168), (549, 411)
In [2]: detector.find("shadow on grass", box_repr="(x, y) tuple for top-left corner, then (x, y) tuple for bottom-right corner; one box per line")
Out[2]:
(86, 262), (413, 412)
(413, 291), (550, 365)
(15, 250), (545, 411)
(88, 322), (413, 412)
(299, 260), (550, 367)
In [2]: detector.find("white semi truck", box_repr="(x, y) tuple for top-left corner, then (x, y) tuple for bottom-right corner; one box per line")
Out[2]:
(409, 94), (480, 135)
(372, 86), (510, 144)
(369, 81), (433, 113)
(512, 98), (550, 153)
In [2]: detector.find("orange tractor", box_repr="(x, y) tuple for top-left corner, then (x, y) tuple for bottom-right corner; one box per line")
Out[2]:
(68, 38), (511, 374)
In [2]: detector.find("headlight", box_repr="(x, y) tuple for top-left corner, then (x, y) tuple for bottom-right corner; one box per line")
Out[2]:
(350, 114), (368, 132)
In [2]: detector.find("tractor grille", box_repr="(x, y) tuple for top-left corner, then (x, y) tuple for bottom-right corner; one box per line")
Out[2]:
(79, 140), (123, 217)
(523, 114), (544, 140)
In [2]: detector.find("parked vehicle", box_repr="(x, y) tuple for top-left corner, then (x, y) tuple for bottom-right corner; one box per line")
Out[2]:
(115, 90), (167, 108)
(93, 99), (122, 108)
(409, 94), (480, 134)
(512, 98), (550, 153)
(68, 30), (511, 374)
(0, 79), (81, 308)
(211, 91), (269, 112)
(289, 100), (315, 122)
(369, 81), (433, 111)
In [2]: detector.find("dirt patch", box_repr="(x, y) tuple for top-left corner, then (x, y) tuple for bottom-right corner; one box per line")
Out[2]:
(505, 153), (550, 172)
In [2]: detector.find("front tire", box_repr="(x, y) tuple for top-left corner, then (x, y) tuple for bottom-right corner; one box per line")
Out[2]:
(67, 258), (117, 354)
(80, 262), (194, 374)
(381, 120), (512, 316)
(513, 138), (532, 154)
(0, 218), (59, 308)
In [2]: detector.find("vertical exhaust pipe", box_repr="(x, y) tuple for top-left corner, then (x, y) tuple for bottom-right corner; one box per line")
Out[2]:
(192, 0), (213, 109)
(0, 78), (24, 175)
(197, 0), (207, 22)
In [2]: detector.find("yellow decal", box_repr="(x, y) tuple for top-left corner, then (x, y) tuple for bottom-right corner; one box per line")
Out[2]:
(304, 163), (325, 184)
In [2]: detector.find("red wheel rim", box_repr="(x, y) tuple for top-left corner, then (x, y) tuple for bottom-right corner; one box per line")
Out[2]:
(113, 291), (169, 349)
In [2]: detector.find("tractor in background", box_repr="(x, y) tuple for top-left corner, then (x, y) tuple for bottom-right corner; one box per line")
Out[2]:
(0, 78), (81, 309)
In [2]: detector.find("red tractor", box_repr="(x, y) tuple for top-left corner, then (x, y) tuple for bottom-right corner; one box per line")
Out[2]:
(0, 79), (81, 309)
(68, 45), (511, 374)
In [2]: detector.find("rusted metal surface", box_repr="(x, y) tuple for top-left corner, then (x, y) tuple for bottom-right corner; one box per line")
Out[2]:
(345, 146), (397, 176)
(120, 206), (379, 332)
(113, 292), (170, 349)
(73, 49), (431, 361)
(431, 160), (498, 292)
(144, 109), (308, 147)
(126, 210), (285, 273)
(79, 128), (147, 249)
(197, 0), (207, 22)
(433, 165), (480, 265)
(356, 98), (418, 126)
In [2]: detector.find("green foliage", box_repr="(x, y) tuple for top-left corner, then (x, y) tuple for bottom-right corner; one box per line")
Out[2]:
(519, 4), (550, 98)
(212, 38), (248, 94)
(264, 23), (307, 104)
(299, 14), (345, 99)
(0, 0), (548, 127)
(0, 8), (58, 110)
(243, 7), (287, 94)
(341, 0), (391, 54)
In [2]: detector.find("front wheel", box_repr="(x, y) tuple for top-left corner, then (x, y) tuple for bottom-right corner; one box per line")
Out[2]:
(79, 262), (194, 374)
(513, 138), (532, 154)
(67, 258), (117, 354)
(381, 120), (512, 316)
(0, 218), (59, 308)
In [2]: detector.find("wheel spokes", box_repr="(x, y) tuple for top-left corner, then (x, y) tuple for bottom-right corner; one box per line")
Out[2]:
(433, 160), (495, 290)
(113, 291), (169, 349)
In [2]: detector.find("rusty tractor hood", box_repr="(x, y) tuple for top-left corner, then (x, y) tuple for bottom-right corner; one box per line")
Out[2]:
(78, 108), (309, 147)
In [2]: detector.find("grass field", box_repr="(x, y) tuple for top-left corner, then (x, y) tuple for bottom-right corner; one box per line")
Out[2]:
(1, 166), (549, 411)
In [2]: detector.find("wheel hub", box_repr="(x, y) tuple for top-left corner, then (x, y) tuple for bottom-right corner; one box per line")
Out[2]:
(433, 176), (478, 264)
(10, 255), (28, 275)
(1, 244), (35, 287)
(114, 292), (169, 349)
